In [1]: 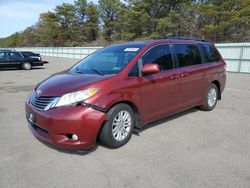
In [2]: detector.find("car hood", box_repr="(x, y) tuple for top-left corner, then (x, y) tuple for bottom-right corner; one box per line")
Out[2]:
(36, 71), (113, 96)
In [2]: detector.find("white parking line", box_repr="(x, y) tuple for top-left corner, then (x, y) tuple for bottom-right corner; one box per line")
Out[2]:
(226, 88), (250, 93)
(226, 88), (241, 92)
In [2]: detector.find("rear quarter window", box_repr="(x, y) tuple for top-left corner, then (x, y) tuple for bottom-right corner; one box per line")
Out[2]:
(200, 44), (221, 63)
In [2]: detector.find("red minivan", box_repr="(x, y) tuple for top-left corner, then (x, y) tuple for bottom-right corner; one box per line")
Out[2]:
(25, 38), (226, 149)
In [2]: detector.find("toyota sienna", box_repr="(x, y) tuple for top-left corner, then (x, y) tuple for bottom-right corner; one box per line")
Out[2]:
(25, 37), (226, 149)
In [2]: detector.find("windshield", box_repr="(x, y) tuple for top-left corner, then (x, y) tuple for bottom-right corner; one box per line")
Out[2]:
(70, 44), (144, 75)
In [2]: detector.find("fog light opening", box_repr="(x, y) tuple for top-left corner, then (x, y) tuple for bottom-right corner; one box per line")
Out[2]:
(66, 134), (79, 141)
(72, 134), (78, 141)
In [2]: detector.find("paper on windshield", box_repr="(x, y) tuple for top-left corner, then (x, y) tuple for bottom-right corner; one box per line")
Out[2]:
(124, 48), (139, 52)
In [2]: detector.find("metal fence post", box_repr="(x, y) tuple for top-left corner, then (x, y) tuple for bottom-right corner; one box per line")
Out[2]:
(238, 45), (244, 73)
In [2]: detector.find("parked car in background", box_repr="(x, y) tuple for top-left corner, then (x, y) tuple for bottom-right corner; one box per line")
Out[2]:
(25, 37), (226, 150)
(19, 51), (47, 63)
(0, 50), (48, 70)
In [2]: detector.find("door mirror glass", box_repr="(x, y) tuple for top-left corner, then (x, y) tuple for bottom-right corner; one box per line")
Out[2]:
(142, 64), (160, 75)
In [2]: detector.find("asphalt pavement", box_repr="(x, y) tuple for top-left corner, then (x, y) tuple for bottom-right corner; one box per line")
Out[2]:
(0, 57), (250, 188)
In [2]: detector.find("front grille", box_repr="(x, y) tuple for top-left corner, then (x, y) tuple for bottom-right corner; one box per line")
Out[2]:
(30, 93), (56, 111)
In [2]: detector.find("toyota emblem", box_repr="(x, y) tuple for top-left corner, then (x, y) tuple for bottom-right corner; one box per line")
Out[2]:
(36, 89), (42, 95)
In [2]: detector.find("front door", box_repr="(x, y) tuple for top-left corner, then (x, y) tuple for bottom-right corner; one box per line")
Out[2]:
(0, 52), (6, 67)
(138, 44), (182, 124)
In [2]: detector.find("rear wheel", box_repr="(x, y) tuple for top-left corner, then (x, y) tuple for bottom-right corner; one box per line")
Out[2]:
(200, 83), (218, 111)
(22, 62), (31, 70)
(99, 103), (135, 148)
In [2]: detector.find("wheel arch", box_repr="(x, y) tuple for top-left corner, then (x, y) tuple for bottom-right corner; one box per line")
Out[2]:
(97, 100), (142, 141)
(211, 80), (221, 100)
(108, 101), (142, 130)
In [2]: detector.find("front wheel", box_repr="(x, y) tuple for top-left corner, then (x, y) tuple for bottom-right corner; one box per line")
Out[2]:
(200, 83), (218, 111)
(99, 103), (135, 148)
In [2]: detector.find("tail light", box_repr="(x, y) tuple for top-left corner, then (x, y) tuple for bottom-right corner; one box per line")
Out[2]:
(224, 64), (227, 69)
(223, 61), (227, 70)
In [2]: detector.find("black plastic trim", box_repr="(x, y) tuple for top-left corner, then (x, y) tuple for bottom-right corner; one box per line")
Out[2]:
(80, 102), (108, 113)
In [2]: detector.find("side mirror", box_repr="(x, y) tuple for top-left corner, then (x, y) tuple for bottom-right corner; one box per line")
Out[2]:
(142, 64), (160, 75)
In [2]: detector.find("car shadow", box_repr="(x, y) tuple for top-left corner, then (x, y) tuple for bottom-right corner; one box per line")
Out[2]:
(0, 67), (44, 71)
(31, 67), (45, 70)
(38, 139), (99, 156)
(141, 107), (199, 132)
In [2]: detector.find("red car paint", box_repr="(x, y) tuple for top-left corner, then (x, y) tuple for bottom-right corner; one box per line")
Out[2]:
(25, 39), (226, 149)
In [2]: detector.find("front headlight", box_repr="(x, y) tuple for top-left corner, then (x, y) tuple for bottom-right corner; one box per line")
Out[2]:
(55, 88), (99, 108)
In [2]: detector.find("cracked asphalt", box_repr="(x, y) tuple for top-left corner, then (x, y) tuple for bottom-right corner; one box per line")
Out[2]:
(0, 57), (250, 188)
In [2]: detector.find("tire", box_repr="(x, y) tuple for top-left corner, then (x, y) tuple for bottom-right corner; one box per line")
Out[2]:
(200, 83), (218, 111)
(99, 103), (135, 148)
(22, 62), (32, 70)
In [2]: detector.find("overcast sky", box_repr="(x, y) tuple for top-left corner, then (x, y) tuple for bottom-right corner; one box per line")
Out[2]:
(0, 0), (97, 38)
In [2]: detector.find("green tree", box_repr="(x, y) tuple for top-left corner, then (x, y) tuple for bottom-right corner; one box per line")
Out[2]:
(54, 3), (77, 46)
(74, 0), (88, 43)
(18, 27), (39, 46)
(85, 2), (100, 41)
(195, 0), (250, 42)
(98, 0), (122, 42)
(1, 0), (250, 47)
(36, 12), (58, 46)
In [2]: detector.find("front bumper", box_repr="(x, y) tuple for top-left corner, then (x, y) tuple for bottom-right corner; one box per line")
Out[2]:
(25, 102), (107, 149)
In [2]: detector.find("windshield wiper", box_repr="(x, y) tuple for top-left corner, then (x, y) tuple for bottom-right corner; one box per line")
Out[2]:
(91, 68), (104, 76)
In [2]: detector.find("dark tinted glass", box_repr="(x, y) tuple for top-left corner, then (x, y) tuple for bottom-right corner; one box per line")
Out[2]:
(174, 44), (202, 67)
(23, 52), (38, 56)
(21, 53), (29, 58)
(70, 44), (143, 75)
(142, 45), (173, 71)
(200, 44), (221, 63)
(128, 63), (139, 77)
(0, 52), (5, 59)
(10, 52), (22, 60)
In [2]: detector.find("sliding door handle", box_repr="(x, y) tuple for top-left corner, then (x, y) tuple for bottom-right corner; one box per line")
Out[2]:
(170, 75), (180, 79)
(180, 72), (189, 77)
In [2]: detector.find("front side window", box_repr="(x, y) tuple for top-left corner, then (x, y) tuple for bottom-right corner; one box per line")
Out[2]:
(70, 44), (143, 75)
(142, 45), (173, 71)
(174, 44), (202, 67)
(200, 44), (221, 63)
(0, 52), (5, 59)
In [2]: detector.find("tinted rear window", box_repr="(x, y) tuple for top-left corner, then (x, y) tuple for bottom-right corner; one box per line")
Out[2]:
(174, 44), (202, 67)
(200, 44), (221, 63)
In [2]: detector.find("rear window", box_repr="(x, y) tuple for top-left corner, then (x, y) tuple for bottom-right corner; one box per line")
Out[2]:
(200, 44), (221, 63)
(174, 44), (202, 67)
(21, 53), (29, 58)
(21, 52), (39, 57)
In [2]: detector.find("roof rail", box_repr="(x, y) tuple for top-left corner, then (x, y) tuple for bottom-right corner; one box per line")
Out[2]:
(168, 36), (207, 42)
